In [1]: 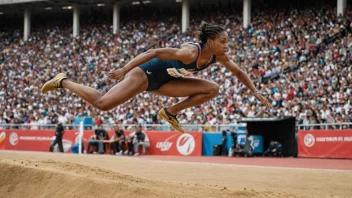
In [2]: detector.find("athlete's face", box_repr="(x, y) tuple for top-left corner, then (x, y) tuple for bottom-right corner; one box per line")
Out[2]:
(211, 31), (229, 54)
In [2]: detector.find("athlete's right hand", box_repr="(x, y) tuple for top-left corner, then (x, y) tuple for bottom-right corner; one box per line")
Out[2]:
(108, 68), (126, 81)
(253, 92), (272, 110)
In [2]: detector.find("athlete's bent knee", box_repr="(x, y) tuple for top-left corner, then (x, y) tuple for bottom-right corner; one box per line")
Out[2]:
(208, 83), (220, 97)
(98, 105), (112, 112)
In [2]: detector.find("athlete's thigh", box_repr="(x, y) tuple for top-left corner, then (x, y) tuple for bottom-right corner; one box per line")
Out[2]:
(152, 77), (219, 97)
(100, 67), (148, 109)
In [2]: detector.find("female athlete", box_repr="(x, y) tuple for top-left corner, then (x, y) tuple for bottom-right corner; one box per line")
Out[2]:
(41, 23), (271, 132)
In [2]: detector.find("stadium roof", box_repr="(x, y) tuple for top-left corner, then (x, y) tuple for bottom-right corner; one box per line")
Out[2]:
(0, 0), (47, 5)
(0, 0), (229, 8)
(0, 0), (213, 6)
(0, 0), (231, 15)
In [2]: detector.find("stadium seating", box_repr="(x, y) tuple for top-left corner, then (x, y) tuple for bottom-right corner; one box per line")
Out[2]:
(0, 2), (351, 129)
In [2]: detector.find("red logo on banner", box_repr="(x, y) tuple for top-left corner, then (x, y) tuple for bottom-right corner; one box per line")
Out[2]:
(156, 134), (177, 151)
(303, 133), (315, 147)
(176, 133), (195, 156)
(9, 132), (19, 146)
(298, 130), (352, 159)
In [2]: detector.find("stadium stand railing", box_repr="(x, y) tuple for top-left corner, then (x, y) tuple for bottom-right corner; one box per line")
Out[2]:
(0, 123), (239, 131)
(1, 123), (351, 131)
(297, 122), (352, 130)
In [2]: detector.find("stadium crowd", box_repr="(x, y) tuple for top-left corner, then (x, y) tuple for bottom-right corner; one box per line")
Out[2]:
(0, 1), (351, 130)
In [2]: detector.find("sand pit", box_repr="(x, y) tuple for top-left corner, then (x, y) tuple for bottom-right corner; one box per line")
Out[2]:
(0, 151), (351, 198)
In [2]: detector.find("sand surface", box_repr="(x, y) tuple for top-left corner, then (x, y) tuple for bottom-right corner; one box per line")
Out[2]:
(0, 151), (351, 198)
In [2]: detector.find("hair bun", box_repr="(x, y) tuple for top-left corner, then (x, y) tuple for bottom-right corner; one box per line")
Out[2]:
(198, 22), (208, 43)
(199, 22), (208, 33)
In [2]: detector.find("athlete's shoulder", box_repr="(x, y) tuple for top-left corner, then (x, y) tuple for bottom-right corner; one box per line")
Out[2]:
(215, 52), (230, 63)
(152, 44), (197, 64)
(180, 43), (199, 54)
(177, 43), (198, 62)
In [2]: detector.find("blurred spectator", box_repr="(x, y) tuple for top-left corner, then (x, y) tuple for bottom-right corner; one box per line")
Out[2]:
(229, 130), (238, 156)
(264, 141), (283, 157)
(49, 122), (64, 152)
(232, 135), (254, 157)
(129, 125), (150, 156)
(87, 124), (108, 154)
(110, 125), (125, 155)
(125, 132), (135, 156)
(221, 130), (227, 156)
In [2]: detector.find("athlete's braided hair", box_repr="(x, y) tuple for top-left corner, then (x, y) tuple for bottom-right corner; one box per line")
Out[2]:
(198, 23), (225, 47)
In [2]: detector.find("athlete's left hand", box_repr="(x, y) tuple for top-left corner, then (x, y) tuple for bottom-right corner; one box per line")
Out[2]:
(108, 68), (126, 81)
(254, 92), (272, 110)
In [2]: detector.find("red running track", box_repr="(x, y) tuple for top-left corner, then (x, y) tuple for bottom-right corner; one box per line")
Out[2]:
(139, 156), (352, 171)
(1, 150), (350, 171)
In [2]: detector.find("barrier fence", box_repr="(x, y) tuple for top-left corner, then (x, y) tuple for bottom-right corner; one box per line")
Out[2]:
(0, 129), (204, 156)
(0, 122), (351, 131)
(1, 123), (352, 159)
(0, 124), (240, 132)
(297, 123), (352, 130)
(0, 124), (246, 156)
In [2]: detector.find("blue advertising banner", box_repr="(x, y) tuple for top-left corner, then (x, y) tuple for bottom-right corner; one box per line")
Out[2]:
(202, 133), (223, 156)
(202, 125), (263, 156)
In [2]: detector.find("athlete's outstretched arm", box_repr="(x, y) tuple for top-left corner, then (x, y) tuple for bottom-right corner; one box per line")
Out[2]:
(108, 47), (197, 80)
(218, 53), (272, 109)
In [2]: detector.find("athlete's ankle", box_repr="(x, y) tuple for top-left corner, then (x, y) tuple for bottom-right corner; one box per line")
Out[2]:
(165, 107), (177, 116)
(61, 79), (69, 87)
